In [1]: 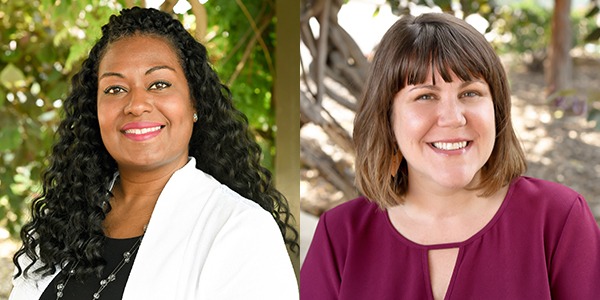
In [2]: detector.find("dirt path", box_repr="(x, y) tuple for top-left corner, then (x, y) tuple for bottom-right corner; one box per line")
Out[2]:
(0, 231), (18, 299)
(509, 56), (600, 219)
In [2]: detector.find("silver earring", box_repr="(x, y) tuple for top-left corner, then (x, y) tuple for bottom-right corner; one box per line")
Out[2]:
(193, 113), (198, 122)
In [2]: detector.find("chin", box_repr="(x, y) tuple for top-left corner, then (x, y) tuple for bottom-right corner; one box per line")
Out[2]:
(434, 172), (480, 191)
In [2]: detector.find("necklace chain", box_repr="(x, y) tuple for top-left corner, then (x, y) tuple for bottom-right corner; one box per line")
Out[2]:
(55, 235), (144, 300)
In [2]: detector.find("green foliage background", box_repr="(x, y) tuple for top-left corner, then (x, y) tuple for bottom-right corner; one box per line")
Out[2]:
(2, 0), (599, 237)
(0, 0), (277, 236)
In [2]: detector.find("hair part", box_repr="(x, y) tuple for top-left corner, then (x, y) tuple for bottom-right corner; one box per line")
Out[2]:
(353, 13), (526, 208)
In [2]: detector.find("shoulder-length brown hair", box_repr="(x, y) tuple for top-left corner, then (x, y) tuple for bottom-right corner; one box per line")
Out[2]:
(353, 13), (526, 208)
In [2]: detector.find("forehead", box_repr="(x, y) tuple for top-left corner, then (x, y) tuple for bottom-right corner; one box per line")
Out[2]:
(98, 35), (181, 73)
(408, 68), (486, 86)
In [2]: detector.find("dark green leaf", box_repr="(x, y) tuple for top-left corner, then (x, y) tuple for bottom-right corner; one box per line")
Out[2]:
(0, 124), (23, 151)
(585, 28), (600, 42)
(587, 108), (600, 130)
(585, 5), (599, 18)
(0, 89), (6, 108)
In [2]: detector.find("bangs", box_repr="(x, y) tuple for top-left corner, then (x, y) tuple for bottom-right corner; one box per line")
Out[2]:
(394, 20), (492, 91)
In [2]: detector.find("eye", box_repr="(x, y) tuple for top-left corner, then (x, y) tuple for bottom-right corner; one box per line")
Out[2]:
(149, 81), (172, 90)
(416, 94), (435, 101)
(460, 91), (480, 98)
(103, 86), (127, 95)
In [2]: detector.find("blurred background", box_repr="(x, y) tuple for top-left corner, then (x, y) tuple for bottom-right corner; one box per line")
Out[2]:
(3, 0), (600, 295)
(0, 0), (300, 296)
(300, 0), (600, 264)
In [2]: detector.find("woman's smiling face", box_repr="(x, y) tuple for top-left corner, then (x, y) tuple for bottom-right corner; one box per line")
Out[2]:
(97, 35), (195, 172)
(392, 70), (496, 194)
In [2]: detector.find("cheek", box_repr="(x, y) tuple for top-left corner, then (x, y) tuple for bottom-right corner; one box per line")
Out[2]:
(96, 104), (111, 135)
(96, 100), (122, 147)
(478, 102), (496, 135)
(164, 97), (194, 132)
(392, 106), (430, 144)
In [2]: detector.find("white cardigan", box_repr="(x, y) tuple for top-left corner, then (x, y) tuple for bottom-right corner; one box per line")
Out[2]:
(10, 158), (298, 299)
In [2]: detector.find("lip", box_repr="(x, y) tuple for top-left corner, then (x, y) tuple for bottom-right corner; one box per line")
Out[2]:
(120, 122), (165, 142)
(428, 139), (472, 155)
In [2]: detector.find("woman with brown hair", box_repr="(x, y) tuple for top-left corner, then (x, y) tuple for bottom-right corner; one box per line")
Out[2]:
(301, 13), (600, 299)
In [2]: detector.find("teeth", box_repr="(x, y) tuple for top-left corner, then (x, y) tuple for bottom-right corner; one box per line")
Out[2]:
(125, 126), (162, 135)
(432, 141), (468, 150)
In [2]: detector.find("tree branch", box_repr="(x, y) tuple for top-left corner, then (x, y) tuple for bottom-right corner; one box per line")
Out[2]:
(188, 0), (208, 43)
(159, 0), (177, 14)
(226, 13), (273, 86)
(235, 0), (275, 76)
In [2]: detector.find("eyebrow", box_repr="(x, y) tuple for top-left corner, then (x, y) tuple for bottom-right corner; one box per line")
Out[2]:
(145, 65), (176, 75)
(99, 72), (125, 80)
(98, 65), (176, 80)
(408, 79), (486, 92)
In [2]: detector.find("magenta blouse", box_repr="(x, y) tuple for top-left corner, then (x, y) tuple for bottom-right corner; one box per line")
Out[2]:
(300, 177), (600, 299)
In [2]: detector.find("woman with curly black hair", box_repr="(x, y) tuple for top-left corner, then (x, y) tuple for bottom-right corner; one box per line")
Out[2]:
(10, 7), (298, 300)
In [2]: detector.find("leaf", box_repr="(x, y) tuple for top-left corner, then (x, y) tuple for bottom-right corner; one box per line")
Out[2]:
(587, 108), (600, 130)
(0, 124), (23, 151)
(546, 88), (578, 102)
(372, 6), (380, 18)
(0, 64), (27, 90)
(0, 89), (6, 108)
(0, 205), (6, 223)
(64, 41), (93, 72)
(585, 5), (599, 18)
(585, 28), (600, 42)
(47, 81), (69, 101)
(436, 0), (453, 12)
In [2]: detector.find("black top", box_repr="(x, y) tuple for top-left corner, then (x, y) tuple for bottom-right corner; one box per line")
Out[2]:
(40, 235), (142, 300)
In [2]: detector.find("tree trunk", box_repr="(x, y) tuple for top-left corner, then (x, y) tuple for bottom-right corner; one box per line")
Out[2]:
(547, 0), (573, 95)
(276, 0), (301, 279)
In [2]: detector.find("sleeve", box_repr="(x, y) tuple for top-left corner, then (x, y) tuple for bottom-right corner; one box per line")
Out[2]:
(300, 212), (342, 300)
(9, 250), (57, 300)
(549, 195), (600, 299)
(197, 208), (298, 300)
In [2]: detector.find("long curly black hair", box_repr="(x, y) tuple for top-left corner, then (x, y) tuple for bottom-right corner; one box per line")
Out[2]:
(13, 7), (298, 280)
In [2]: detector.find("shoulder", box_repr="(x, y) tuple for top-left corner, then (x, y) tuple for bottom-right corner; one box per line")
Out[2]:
(323, 196), (380, 222)
(193, 176), (296, 298)
(156, 158), (279, 243)
(183, 167), (279, 237)
(508, 176), (583, 214)
(318, 196), (384, 241)
(173, 159), (267, 217)
(324, 196), (381, 220)
(504, 176), (593, 240)
(204, 170), (270, 219)
(510, 176), (580, 200)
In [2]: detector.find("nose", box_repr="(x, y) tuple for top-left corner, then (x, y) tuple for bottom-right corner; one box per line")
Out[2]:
(123, 87), (153, 116)
(437, 97), (466, 127)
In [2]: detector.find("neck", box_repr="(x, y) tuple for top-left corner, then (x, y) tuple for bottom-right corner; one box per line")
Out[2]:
(401, 189), (483, 221)
(115, 157), (189, 204)
(401, 174), (485, 220)
(103, 158), (189, 238)
(116, 171), (171, 204)
(387, 179), (508, 245)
